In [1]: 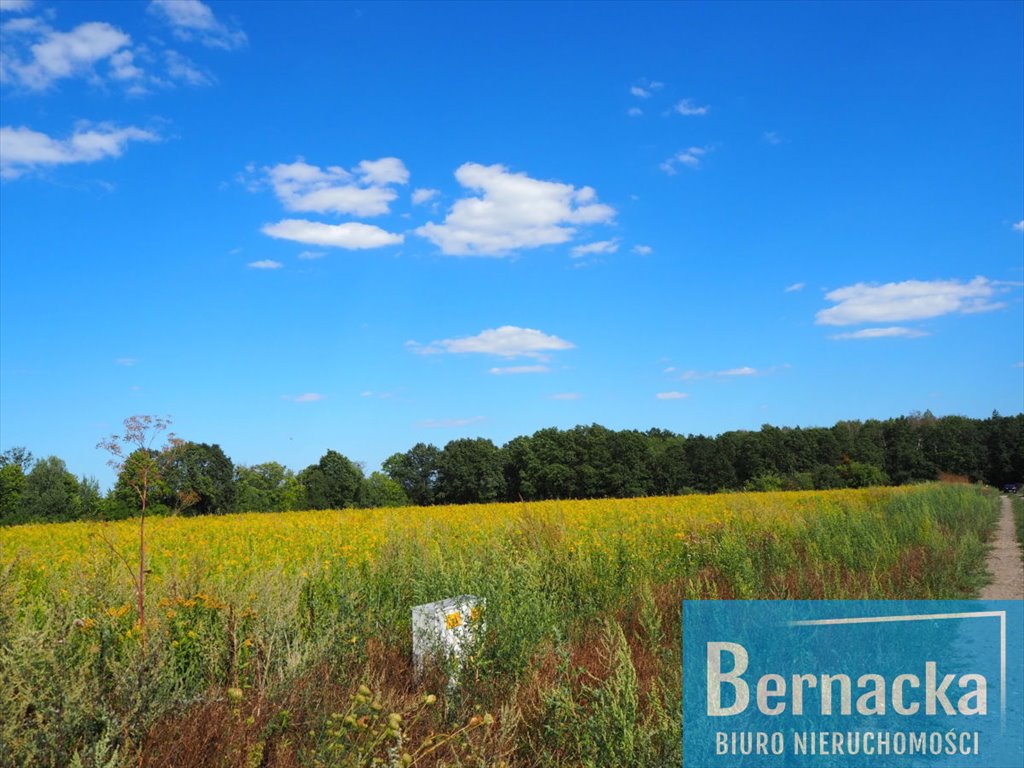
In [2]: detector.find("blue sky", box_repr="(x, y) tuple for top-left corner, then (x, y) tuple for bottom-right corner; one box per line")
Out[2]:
(1, 0), (1022, 488)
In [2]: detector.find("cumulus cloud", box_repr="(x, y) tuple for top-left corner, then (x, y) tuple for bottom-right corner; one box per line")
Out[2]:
(674, 98), (709, 116)
(264, 158), (408, 217)
(0, 1), (34, 12)
(261, 219), (403, 249)
(1013, 220), (1024, 232)
(829, 327), (929, 341)
(1, 19), (135, 90)
(0, 123), (158, 178)
(415, 162), (615, 257)
(356, 157), (408, 186)
(148, 0), (247, 50)
(632, 244), (653, 256)
(282, 393), (324, 403)
(627, 107), (643, 117)
(417, 416), (484, 429)
(409, 326), (574, 359)
(629, 79), (662, 98)
(247, 259), (282, 269)
(412, 187), (439, 205)
(570, 239), (619, 258)
(656, 392), (689, 400)
(660, 146), (709, 175)
(815, 277), (1006, 326)
(763, 131), (783, 145)
(785, 282), (805, 292)
(488, 365), (550, 375)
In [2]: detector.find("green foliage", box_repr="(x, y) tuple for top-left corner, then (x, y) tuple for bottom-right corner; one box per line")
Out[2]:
(300, 449), (364, 509)
(359, 472), (409, 508)
(0, 462), (27, 520)
(382, 443), (440, 505)
(235, 462), (303, 513)
(437, 438), (506, 504)
(20, 456), (81, 521)
(163, 442), (236, 515)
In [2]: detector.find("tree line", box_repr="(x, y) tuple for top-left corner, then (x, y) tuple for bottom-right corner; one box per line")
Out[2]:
(1, 410), (1021, 525)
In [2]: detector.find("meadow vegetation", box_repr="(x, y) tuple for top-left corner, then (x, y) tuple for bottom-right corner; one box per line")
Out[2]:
(0, 483), (1000, 767)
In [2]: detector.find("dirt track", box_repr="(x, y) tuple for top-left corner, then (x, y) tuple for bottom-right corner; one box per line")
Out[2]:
(979, 495), (1024, 600)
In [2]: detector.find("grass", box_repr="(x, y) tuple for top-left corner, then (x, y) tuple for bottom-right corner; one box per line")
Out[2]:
(1012, 494), (1024, 563)
(0, 483), (1000, 767)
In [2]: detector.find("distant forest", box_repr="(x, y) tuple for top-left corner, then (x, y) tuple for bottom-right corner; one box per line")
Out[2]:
(1, 411), (1021, 525)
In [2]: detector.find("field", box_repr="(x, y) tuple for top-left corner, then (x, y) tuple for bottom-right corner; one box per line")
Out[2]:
(0, 484), (1000, 768)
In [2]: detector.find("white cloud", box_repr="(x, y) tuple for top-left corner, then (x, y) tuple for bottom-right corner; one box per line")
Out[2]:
(262, 219), (403, 249)
(549, 393), (580, 400)
(164, 49), (211, 86)
(357, 157), (408, 186)
(488, 365), (550, 375)
(632, 244), (653, 256)
(629, 79), (662, 99)
(264, 158), (407, 217)
(0, 1), (33, 12)
(247, 259), (282, 269)
(627, 107), (643, 117)
(417, 416), (484, 429)
(282, 393), (324, 403)
(815, 277), (1006, 326)
(114, 357), (137, 366)
(678, 365), (784, 380)
(1013, 220), (1024, 232)
(674, 98), (709, 116)
(570, 239), (619, 258)
(410, 325), (574, 359)
(784, 282), (805, 292)
(0, 123), (158, 178)
(830, 327), (929, 340)
(1014, 361), (1024, 368)
(763, 131), (783, 145)
(148, 0), (247, 50)
(412, 187), (439, 205)
(660, 146), (709, 175)
(656, 392), (689, 400)
(1, 20), (133, 90)
(297, 250), (325, 260)
(415, 162), (615, 257)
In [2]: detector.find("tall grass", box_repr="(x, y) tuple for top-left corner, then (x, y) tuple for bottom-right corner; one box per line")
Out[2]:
(0, 484), (999, 767)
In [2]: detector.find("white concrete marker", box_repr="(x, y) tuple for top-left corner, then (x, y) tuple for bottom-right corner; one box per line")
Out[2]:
(411, 594), (485, 685)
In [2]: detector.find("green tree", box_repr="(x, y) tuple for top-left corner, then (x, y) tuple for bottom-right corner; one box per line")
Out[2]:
(77, 475), (104, 518)
(839, 461), (890, 488)
(0, 448), (33, 521)
(163, 442), (236, 515)
(300, 449), (363, 509)
(359, 472), (409, 508)
(437, 438), (505, 504)
(19, 456), (80, 521)
(235, 462), (302, 513)
(382, 443), (440, 505)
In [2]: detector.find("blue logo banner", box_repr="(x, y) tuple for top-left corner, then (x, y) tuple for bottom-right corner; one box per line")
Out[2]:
(682, 600), (1023, 768)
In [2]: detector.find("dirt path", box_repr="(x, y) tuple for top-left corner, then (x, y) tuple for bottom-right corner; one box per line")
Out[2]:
(979, 495), (1024, 600)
